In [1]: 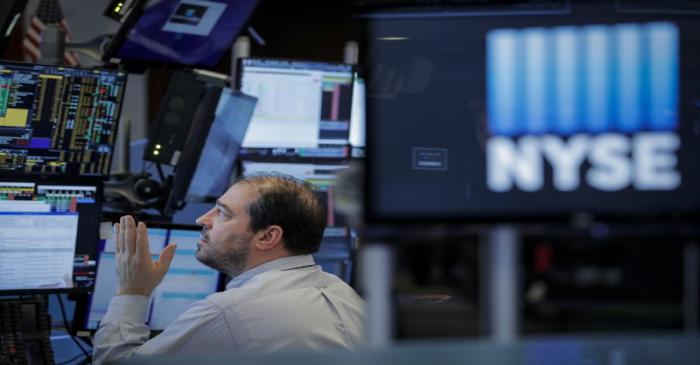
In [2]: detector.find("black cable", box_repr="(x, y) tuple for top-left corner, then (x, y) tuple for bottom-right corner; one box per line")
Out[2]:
(155, 163), (166, 182)
(55, 294), (92, 359)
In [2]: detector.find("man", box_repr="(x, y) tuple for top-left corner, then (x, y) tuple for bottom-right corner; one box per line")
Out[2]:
(93, 173), (365, 364)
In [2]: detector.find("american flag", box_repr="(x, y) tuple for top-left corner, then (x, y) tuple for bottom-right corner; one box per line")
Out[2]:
(21, 0), (80, 66)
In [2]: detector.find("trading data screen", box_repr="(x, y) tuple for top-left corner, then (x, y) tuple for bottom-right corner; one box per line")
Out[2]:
(0, 62), (127, 177)
(0, 180), (100, 292)
(239, 58), (354, 149)
(87, 225), (220, 330)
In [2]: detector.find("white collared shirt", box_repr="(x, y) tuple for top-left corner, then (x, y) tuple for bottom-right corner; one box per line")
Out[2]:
(92, 255), (365, 364)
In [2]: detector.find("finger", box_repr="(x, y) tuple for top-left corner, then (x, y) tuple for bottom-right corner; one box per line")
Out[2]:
(118, 216), (126, 255)
(137, 222), (151, 259)
(113, 223), (120, 254)
(156, 243), (177, 275)
(125, 216), (137, 256)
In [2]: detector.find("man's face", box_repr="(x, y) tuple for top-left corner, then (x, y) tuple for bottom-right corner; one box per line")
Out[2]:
(195, 182), (260, 276)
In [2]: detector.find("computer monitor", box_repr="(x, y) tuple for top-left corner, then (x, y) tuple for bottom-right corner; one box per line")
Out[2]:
(240, 160), (349, 227)
(103, 0), (259, 70)
(361, 2), (700, 222)
(186, 87), (256, 202)
(85, 223), (221, 331)
(0, 178), (102, 293)
(237, 58), (355, 149)
(0, 1), (27, 56)
(0, 61), (127, 178)
(314, 226), (354, 284)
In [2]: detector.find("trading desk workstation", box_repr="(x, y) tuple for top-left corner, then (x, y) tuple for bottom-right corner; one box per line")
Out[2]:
(2, 0), (700, 364)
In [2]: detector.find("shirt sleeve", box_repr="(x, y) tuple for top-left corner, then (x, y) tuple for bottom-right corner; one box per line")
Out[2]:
(92, 295), (237, 364)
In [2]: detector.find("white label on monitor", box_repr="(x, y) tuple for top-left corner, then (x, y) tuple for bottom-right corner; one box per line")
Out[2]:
(349, 78), (366, 147)
(0, 213), (79, 290)
(241, 68), (322, 148)
(171, 150), (181, 166)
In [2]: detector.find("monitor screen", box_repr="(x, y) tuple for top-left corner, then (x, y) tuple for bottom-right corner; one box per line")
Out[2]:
(241, 160), (349, 226)
(0, 61), (127, 178)
(0, 179), (101, 293)
(362, 4), (700, 222)
(86, 224), (220, 331)
(105, 0), (258, 69)
(186, 88), (256, 202)
(313, 226), (353, 284)
(238, 58), (354, 148)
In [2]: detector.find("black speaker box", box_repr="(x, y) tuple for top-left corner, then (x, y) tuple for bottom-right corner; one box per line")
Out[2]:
(144, 70), (207, 165)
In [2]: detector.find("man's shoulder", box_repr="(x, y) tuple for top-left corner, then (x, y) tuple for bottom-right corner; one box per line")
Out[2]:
(204, 267), (347, 309)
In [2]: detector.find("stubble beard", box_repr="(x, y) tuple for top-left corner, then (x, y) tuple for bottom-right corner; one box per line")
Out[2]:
(196, 234), (252, 277)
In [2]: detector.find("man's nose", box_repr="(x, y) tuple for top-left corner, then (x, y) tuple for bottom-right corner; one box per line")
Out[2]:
(195, 209), (213, 227)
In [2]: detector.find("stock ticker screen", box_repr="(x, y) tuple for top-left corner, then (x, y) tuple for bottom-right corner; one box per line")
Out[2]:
(363, 5), (700, 221)
(0, 179), (100, 292)
(0, 62), (127, 177)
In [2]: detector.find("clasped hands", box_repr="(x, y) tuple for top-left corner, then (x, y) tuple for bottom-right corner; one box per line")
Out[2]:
(114, 216), (177, 297)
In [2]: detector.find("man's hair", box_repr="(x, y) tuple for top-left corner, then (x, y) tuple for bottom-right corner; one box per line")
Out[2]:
(234, 173), (327, 255)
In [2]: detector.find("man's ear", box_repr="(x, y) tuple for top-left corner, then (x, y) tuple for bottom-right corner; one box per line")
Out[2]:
(254, 225), (284, 251)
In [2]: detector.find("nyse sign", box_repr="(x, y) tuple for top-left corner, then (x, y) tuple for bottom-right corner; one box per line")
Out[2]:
(486, 22), (679, 193)
(487, 132), (680, 192)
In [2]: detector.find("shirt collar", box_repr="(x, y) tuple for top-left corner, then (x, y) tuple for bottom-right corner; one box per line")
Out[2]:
(226, 254), (316, 289)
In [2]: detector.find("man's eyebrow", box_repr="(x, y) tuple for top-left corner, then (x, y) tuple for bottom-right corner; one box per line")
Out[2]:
(216, 200), (233, 214)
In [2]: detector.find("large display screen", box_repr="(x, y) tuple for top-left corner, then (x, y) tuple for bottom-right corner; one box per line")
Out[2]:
(105, 0), (258, 69)
(0, 62), (127, 178)
(362, 3), (700, 221)
(0, 179), (101, 292)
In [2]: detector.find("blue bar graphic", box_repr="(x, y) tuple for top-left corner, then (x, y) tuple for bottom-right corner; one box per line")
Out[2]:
(584, 25), (611, 134)
(524, 28), (549, 135)
(648, 22), (678, 131)
(553, 26), (579, 135)
(616, 24), (642, 133)
(486, 22), (678, 136)
(487, 29), (519, 136)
